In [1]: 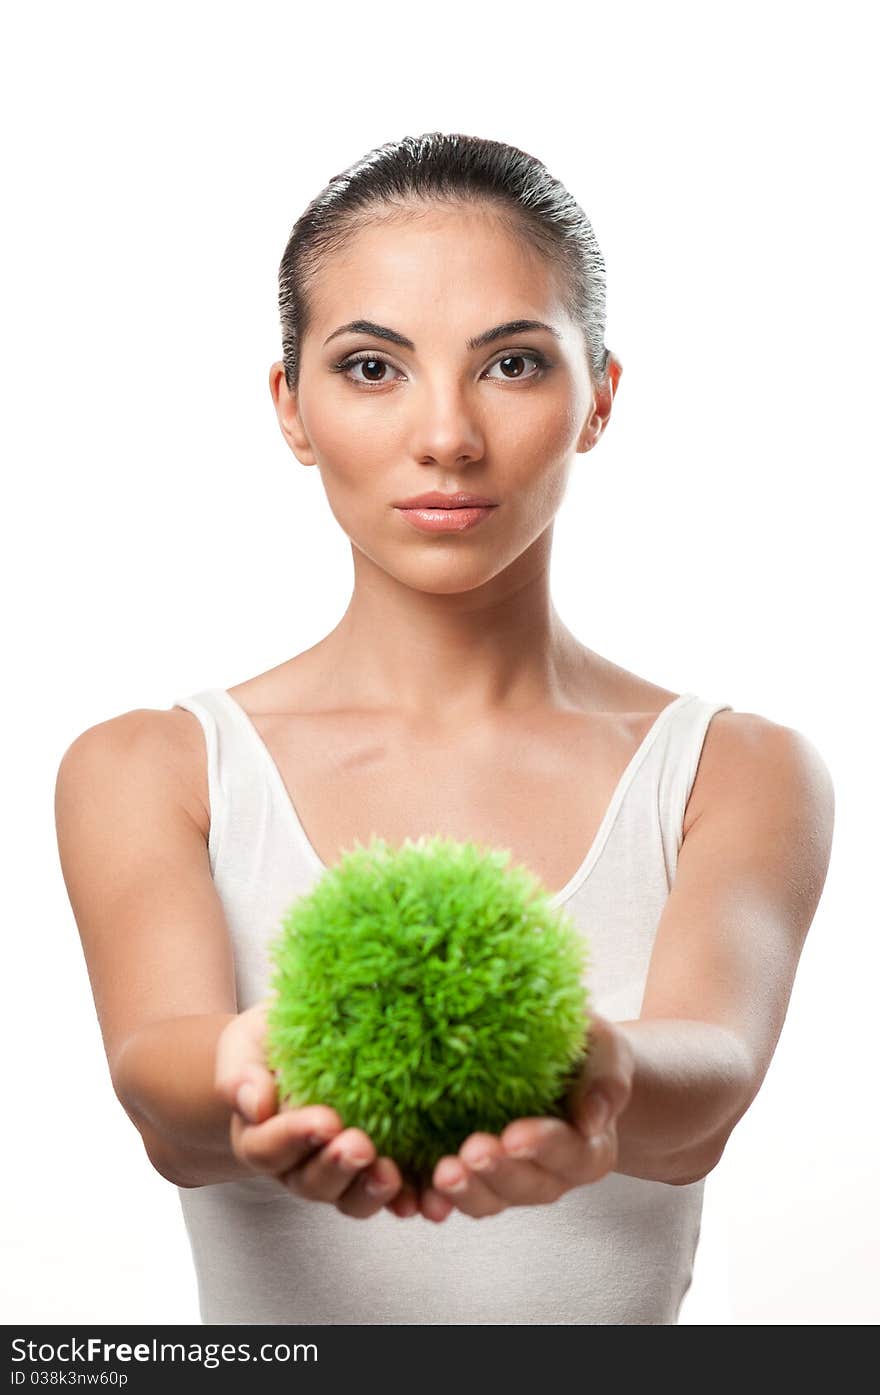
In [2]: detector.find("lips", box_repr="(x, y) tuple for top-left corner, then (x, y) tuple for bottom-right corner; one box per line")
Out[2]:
(394, 502), (497, 534)
(394, 492), (498, 509)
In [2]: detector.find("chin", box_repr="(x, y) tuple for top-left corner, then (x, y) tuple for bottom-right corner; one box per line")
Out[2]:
(362, 548), (503, 595)
(399, 562), (502, 595)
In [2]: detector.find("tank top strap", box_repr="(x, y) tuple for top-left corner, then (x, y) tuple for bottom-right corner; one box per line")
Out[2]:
(172, 686), (318, 888)
(174, 686), (279, 878)
(653, 692), (734, 879)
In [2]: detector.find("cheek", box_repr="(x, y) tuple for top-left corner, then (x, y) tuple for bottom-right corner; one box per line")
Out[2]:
(305, 420), (395, 545)
(492, 394), (580, 507)
(308, 408), (391, 489)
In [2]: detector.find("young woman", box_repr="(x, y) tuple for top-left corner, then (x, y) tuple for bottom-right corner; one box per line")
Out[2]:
(55, 131), (834, 1325)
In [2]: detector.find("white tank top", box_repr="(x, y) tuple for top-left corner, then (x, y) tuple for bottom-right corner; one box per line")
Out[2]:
(171, 686), (733, 1325)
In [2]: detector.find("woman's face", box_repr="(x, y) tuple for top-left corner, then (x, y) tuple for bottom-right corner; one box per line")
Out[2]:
(270, 202), (619, 596)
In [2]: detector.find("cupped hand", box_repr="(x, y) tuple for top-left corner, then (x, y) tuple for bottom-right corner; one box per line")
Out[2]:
(214, 999), (424, 1221)
(419, 1012), (636, 1223)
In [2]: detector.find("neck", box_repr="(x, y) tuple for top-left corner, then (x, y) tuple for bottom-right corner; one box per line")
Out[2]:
(311, 529), (592, 726)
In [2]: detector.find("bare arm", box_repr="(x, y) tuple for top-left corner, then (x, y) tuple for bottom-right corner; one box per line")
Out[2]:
(110, 1013), (244, 1184)
(601, 1020), (752, 1184)
(54, 708), (252, 1185)
(612, 712), (835, 1185)
(419, 711), (835, 1218)
(55, 709), (416, 1213)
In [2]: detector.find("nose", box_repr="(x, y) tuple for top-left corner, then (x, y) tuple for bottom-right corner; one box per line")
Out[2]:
(406, 379), (486, 470)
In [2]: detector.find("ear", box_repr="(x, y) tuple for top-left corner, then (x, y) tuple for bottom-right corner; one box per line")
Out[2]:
(578, 351), (622, 453)
(269, 361), (317, 466)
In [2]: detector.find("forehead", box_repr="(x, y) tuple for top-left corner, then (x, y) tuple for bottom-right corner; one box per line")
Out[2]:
(307, 202), (568, 337)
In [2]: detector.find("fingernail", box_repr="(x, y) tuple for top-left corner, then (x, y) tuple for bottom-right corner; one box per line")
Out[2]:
(468, 1152), (494, 1172)
(236, 1081), (258, 1121)
(365, 1177), (390, 1197)
(340, 1150), (370, 1169)
(440, 1170), (467, 1192)
(586, 1091), (610, 1134)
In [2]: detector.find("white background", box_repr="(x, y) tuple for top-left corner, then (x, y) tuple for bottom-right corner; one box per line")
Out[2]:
(3, 0), (876, 1325)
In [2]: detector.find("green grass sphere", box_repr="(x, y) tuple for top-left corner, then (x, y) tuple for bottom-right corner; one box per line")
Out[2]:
(265, 834), (591, 1186)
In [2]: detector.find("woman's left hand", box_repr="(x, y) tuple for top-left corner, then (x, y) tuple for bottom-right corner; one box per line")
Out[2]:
(419, 1012), (635, 1223)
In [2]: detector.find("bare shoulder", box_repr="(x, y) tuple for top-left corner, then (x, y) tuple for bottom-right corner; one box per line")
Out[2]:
(225, 646), (325, 716)
(55, 705), (237, 1077)
(56, 704), (210, 837)
(640, 708), (835, 1100)
(683, 705), (836, 840)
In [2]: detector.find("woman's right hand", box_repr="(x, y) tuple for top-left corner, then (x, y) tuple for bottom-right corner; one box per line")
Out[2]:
(214, 1000), (431, 1221)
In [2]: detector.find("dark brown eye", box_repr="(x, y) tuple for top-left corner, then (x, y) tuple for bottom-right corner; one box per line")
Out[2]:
(500, 356), (525, 377)
(485, 353), (545, 381)
(358, 358), (388, 382)
(333, 353), (402, 386)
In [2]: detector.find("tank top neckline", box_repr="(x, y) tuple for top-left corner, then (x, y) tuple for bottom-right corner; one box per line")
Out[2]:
(208, 686), (699, 908)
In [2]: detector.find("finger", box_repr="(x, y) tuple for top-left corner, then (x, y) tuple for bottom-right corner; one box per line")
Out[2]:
(232, 1106), (343, 1176)
(582, 1088), (614, 1137)
(418, 1186), (455, 1223)
(554, 1121), (618, 1186)
(569, 1080), (627, 1143)
(587, 1122), (619, 1181)
(215, 1002), (273, 1110)
(232, 1067), (279, 1125)
(588, 1013), (634, 1101)
(459, 1131), (567, 1205)
(567, 1015), (634, 1135)
(576, 1076), (626, 1125)
(385, 1184), (421, 1219)
(500, 1117), (601, 1189)
(432, 1154), (507, 1218)
(333, 1156), (405, 1219)
(285, 1127), (377, 1203)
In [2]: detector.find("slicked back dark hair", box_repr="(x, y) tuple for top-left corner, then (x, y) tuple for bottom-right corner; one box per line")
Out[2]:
(278, 131), (610, 392)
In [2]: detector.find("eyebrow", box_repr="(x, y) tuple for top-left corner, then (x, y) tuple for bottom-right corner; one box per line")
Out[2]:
(322, 318), (563, 352)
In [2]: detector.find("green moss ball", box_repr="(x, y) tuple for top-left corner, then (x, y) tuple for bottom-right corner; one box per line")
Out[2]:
(265, 834), (591, 1186)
